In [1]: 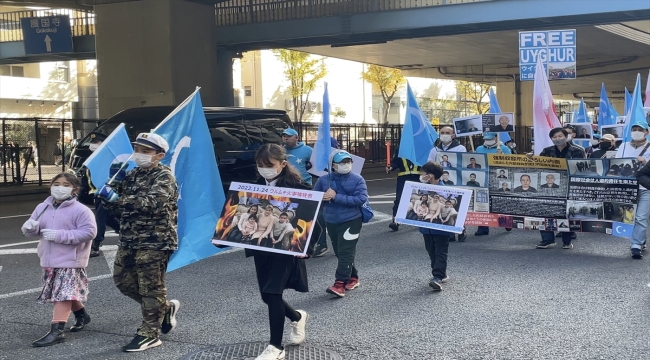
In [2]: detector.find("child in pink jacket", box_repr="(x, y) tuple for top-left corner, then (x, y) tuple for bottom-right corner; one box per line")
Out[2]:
(21, 173), (97, 347)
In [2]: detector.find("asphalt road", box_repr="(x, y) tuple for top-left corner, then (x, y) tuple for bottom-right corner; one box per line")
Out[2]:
(1, 171), (649, 360)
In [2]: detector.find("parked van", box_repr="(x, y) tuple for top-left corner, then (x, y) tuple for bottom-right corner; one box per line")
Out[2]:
(69, 106), (292, 203)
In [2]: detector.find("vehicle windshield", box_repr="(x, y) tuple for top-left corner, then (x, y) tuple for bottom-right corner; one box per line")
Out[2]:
(79, 119), (159, 147)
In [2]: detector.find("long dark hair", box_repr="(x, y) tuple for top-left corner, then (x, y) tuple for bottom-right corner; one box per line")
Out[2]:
(255, 144), (303, 185)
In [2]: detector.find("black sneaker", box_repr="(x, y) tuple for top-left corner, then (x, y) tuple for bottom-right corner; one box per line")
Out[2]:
(161, 299), (180, 335)
(505, 228), (512, 232)
(313, 246), (329, 257)
(536, 241), (556, 249)
(122, 335), (162, 352)
(474, 230), (489, 236)
(562, 243), (574, 250)
(457, 232), (467, 242)
(89, 250), (100, 258)
(389, 222), (399, 231)
(631, 248), (643, 259)
(429, 277), (442, 291)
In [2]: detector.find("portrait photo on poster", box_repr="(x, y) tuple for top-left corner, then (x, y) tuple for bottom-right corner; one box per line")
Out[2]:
(453, 115), (483, 136)
(566, 200), (604, 220)
(512, 173), (539, 194)
(601, 124), (625, 140)
(603, 202), (636, 223)
(484, 113), (515, 133)
(462, 153), (486, 169)
(495, 181), (512, 192)
(440, 169), (458, 186)
(437, 152), (459, 169)
(567, 123), (593, 139)
(495, 168), (509, 181)
(568, 159), (603, 176)
(395, 181), (472, 234)
(606, 158), (642, 178)
(461, 170), (486, 188)
(539, 172), (561, 188)
(212, 182), (323, 256)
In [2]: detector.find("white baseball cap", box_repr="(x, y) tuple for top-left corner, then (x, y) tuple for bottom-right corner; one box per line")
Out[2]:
(132, 133), (169, 153)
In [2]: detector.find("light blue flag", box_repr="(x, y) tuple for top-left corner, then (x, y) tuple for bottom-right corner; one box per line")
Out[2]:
(574, 98), (590, 149)
(624, 88), (632, 116)
(314, 83), (332, 173)
(488, 88), (511, 143)
(622, 74), (645, 143)
(612, 221), (633, 238)
(153, 88), (226, 272)
(82, 123), (135, 190)
(398, 83), (438, 166)
(598, 83), (618, 130)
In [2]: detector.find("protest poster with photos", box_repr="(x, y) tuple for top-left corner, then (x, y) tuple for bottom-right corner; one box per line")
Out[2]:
(462, 154), (639, 238)
(395, 181), (472, 234)
(212, 182), (323, 256)
(482, 113), (515, 133)
(452, 115), (483, 137)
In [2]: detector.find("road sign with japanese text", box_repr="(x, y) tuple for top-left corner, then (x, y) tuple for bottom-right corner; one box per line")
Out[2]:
(519, 30), (576, 81)
(20, 16), (73, 55)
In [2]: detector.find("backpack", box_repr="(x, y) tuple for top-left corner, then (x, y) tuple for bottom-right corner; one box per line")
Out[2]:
(331, 178), (374, 223)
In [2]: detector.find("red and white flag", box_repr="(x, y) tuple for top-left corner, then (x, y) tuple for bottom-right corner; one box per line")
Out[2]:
(533, 57), (562, 155)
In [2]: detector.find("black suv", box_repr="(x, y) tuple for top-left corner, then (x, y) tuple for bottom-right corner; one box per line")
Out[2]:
(69, 106), (292, 203)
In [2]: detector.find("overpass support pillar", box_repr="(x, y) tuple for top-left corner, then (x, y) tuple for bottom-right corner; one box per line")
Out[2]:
(95, 0), (224, 118)
(496, 79), (534, 135)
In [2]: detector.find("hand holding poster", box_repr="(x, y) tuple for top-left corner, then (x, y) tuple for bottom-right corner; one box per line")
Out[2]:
(395, 181), (472, 234)
(212, 182), (323, 256)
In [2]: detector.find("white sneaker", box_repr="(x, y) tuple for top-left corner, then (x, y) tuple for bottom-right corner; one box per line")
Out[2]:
(288, 310), (308, 345)
(255, 345), (285, 360)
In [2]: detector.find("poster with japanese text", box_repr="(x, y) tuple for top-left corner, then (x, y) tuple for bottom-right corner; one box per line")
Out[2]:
(212, 182), (323, 256)
(395, 181), (472, 234)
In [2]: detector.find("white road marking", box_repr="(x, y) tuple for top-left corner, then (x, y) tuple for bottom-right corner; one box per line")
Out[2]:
(365, 177), (394, 182)
(0, 245), (118, 255)
(0, 214), (31, 220)
(369, 195), (397, 199)
(0, 274), (113, 300)
(0, 240), (40, 248)
(370, 201), (395, 204)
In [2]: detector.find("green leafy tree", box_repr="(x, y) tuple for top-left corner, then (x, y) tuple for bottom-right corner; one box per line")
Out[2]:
(455, 81), (492, 115)
(273, 49), (327, 122)
(361, 65), (406, 123)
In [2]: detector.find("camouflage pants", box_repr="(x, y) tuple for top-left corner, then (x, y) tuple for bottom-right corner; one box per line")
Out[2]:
(113, 248), (172, 338)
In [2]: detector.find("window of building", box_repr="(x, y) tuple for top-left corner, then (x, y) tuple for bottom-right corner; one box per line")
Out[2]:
(0, 65), (25, 77)
(52, 62), (69, 82)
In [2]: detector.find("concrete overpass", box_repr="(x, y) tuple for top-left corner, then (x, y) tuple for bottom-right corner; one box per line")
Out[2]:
(0, 0), (648, 121)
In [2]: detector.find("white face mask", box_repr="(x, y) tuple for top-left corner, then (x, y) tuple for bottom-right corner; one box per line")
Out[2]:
(258, 166), (280, 180)
(133, 153), (154, 168)
(631, 131), (646, 141)
(51, 186), (73, 200)
(88, 143), (100, 152)
(590, 140), (600, 146)
(567, 134), (573, 141)
(484, 140), (496, 146)
(440, 135), (452, 143)
(419, 175), (430, 183)
(336, 163), (352, 174)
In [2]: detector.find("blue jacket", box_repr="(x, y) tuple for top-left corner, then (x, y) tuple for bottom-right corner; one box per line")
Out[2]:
(285, 142), (313, 185)
(475, 144), (512, 154)
(314, 172), (368, 224)
(419, 180), (457, 236)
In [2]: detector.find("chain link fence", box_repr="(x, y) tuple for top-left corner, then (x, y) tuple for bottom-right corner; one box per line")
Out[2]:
(1, 118), (100, 186)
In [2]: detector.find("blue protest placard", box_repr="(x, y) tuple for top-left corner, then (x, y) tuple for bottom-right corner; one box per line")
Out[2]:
(519, 30), (576, 81)
(20, 16), (73, 55)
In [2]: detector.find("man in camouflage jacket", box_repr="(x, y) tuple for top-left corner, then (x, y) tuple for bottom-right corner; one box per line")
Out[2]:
(99, 132), (180, 352)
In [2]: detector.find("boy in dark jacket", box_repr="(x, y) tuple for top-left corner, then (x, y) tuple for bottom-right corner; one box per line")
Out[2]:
(314, 150), (368, 298)
(418, 161), (454, 291)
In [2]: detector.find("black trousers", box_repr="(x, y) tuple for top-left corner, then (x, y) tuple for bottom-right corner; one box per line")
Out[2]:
(261, 292), (300, 349)
(326, 218), (362, 282)
(93, 197), (120, 245)
(423, 234), (449, 279)
(393, 174), (420, 217)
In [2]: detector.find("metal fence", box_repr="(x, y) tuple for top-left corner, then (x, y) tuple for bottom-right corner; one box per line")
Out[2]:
(215, 0), (493, 26)
(294, 122), (534, 164)
(0, 8), (95, 42)
(1, 118), (99, 186)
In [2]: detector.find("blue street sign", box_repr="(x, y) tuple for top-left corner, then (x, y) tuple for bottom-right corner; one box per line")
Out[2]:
(519, 30), (576, 81)
(20, 16), (73, 55)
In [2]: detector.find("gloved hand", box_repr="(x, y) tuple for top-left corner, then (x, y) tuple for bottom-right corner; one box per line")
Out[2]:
(21, 219), (39, 235)
(109, 163), (127, 183)
(98, 185), (119, 203)
(41, 229), (58, 241)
